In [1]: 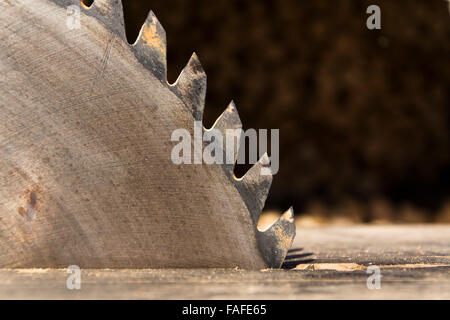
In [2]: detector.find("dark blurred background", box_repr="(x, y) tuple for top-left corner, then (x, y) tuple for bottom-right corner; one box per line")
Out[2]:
(84, 0), (450, 223)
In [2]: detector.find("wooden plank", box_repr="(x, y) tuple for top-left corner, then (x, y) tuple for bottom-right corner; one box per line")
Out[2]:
(0, 225), (448, 299)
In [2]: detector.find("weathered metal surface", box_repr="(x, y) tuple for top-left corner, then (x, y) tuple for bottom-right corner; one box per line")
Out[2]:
(0, 0), (295, 269)
(0, 225), (448, 299)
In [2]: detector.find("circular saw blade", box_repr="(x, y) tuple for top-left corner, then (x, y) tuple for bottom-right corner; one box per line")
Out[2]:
(0, 0), (295, 269)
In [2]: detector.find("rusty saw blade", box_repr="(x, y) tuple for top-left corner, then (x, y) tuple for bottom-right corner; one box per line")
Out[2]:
(0, 0), (295, 269)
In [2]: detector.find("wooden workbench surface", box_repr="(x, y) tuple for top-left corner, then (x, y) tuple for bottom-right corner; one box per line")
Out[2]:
(0, 225), (448, 299)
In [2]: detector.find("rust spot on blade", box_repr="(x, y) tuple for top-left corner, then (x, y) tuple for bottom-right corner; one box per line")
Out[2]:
(17, 207), (26, 217)
(274, 224), (293, 249)
(18, 187), (41, 222)
(140, 23), (165, 54)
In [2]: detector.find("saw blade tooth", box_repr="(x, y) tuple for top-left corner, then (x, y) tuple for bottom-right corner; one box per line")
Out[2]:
(172, 53), (206, 121)
(210, 101), (242, 175)
(132, 10), (167, 82)
(90, 0), (127, 38)
(235, 153), (272, 225)
(212, 101), (242, 132)
(257, 207), (296, 268)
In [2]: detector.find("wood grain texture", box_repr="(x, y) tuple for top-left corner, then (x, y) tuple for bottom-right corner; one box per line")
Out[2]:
(0, 225), (448, 299)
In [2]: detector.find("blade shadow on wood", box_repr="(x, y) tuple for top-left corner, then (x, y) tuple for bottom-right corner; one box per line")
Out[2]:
(281, 248), (314, 270)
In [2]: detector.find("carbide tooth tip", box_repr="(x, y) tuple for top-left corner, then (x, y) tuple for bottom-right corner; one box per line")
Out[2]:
(212, 101), (242, 131)
(227, 100), (238, 113)
(283, 207), (294, 220)
(187, 53), (205, 75)
(190, 52), (200, 62)
(260, 152), (270, 164)
(147, 11), (165, 32)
